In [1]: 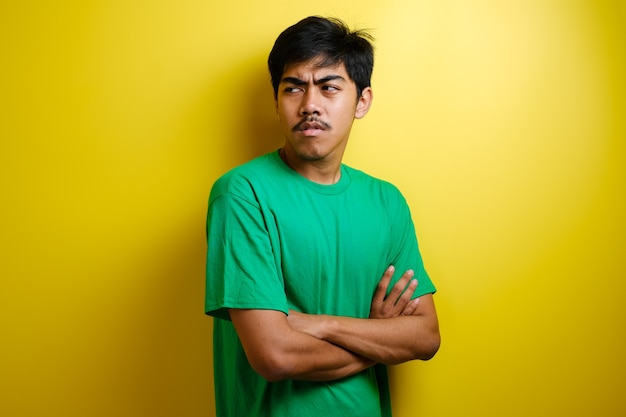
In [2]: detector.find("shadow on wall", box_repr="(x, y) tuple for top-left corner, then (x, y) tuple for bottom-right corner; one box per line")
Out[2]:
(244, 56), (284, 158)
(111, 216), (215, 414)
(195, 53), (283, 414)
(206, 53), (284, 175)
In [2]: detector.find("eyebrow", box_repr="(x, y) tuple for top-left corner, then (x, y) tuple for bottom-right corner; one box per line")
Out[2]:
(281, 74), (347, 86)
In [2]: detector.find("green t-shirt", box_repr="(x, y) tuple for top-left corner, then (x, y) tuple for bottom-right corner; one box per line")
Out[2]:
(205, 150), (435, 417)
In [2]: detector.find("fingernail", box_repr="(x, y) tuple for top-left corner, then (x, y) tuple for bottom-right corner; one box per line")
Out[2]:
(387, 265), (395, 272)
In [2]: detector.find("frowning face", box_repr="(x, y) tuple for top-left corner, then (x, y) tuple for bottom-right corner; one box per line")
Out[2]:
(275, 59), (372, 170)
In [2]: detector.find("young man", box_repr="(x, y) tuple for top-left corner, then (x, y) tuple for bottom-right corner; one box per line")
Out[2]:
(205, 16), (440, 417)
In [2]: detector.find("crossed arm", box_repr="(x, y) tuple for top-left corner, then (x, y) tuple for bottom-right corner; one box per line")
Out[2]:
(228, 266), (440, 382)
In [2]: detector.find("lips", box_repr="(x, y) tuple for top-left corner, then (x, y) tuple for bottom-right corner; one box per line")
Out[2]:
(299, 122), (325, 131)
(292, 118), (331, 133)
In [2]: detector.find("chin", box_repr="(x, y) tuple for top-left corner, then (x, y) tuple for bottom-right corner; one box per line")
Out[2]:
(288, 143), (323, 161)
(298, 152), (325, 162)
(293, 146), (328, 161)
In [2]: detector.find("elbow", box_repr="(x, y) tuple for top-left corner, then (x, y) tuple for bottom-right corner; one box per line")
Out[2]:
(384, 332), (441, 365)
(247, 350), (294, 382)
(418, 331), (441, 361)
(382, 326), (441, 365)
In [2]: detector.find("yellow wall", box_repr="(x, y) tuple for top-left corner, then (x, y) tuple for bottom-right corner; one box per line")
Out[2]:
(1, 1), (624, 416)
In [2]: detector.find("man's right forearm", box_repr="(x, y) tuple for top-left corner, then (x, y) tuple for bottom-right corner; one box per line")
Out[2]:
(273, 333), (375, 382)
(229, 308), (375, 382)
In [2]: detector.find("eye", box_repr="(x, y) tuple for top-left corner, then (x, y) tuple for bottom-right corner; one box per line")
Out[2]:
(321, 84), (340, 93)
(283, 86), (303, 94)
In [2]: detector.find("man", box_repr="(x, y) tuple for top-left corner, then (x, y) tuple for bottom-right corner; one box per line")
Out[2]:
(205, 16), (440, 417)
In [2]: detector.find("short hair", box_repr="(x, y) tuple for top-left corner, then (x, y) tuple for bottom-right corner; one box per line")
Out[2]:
(268, 16), (374, 99)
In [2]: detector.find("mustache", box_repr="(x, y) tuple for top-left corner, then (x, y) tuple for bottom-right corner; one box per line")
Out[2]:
(292, 116), (332, 132)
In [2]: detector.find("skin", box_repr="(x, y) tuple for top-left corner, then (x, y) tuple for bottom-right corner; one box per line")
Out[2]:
(275, 58), (372, 184)
(287, 270), (440, 365)
(230, 268), (439, 382)
(228, 58), (440, 382)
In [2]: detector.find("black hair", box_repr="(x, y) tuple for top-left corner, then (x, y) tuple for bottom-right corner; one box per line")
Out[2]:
(268, 16), (374, 99)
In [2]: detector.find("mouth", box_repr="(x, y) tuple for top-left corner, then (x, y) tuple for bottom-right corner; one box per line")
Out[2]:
(292, 118), (331, 136)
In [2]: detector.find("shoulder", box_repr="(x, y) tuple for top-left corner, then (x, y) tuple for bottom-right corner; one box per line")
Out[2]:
(344, 165), (406, 203)
(209, 152), (281, 204)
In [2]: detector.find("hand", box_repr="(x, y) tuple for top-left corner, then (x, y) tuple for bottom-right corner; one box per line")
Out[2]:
(369, 266), (420, 319)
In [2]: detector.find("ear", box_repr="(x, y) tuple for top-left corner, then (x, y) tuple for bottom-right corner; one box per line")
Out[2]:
(355, 87), (373, 119)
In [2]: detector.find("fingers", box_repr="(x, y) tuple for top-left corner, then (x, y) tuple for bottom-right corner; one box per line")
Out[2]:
(371, 265), (395, 305)
(394, 275), (417, 310)
(369, 266), (393, 319)
(386, 269), (415, 307)
(370, 266), (420, 319)
(400, 297), (420, 316)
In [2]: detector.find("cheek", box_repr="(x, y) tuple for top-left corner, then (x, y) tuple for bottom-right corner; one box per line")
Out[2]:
(277, 104), (298, 122)
(275, 108), (289, 124)
(332, 105), (357, 127)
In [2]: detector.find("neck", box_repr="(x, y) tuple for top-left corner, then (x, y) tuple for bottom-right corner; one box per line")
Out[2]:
(279, 148), (342, 185)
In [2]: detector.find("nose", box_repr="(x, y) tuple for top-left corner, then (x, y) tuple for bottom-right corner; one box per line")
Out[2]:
(300, 89), (321, 116)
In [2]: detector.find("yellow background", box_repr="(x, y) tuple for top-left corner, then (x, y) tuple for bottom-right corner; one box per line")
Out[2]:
(1, 1), (625, 416)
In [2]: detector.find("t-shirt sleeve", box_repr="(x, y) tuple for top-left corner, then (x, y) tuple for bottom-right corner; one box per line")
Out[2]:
(205, 182), (288, 321)
(387, 191), (436, 298)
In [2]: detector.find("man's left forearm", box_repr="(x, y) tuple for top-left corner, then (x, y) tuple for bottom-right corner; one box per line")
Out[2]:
(287, 293), (440, 365)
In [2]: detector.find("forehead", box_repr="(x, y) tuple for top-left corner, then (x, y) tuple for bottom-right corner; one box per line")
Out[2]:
(281, 59), (352, 82)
